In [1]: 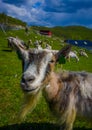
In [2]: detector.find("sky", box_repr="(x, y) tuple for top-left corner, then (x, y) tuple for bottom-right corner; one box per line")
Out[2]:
(0, 0), (92, 28)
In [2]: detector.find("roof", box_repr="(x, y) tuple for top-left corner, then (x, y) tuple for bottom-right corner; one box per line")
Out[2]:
(64, 39), (92, 50)
(39, 30), (52, 35)
(64, 40), (92, 46)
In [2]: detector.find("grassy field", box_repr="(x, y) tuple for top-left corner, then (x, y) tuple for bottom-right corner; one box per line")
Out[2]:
(0, 29), (92, 130)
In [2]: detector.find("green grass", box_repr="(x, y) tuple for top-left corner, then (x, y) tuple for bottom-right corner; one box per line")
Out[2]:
(0, 29), (92, 130)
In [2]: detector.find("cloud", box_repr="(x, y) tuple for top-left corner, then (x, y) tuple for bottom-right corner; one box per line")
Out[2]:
(44, 7), (92, 28)
(0, 0), (42, 23)
(0, 0), (52, 26)
(43, 0), (92, 13)
(0, 1), (28, 17)
(2, 0), (25, 6)
(0, 0), (92, 28)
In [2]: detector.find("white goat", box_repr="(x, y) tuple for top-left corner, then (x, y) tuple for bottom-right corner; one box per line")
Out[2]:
(66, 51), (79, 62)
(33, 40), (43, 50)
(36, 44), (43, 50)
(8, 37), (92, 130)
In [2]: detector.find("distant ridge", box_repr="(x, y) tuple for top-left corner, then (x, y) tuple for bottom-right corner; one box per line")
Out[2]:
(31, 25), (92, 41)
(0, 12), (92, 41)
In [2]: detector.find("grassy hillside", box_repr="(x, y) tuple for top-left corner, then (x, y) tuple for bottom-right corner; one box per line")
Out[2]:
(0, 13), (26, 27)
(0, 28), (92, 130)
(32, 25), (92, 41)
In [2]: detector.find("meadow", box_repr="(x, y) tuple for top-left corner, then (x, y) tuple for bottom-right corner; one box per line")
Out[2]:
(0, 28), (92, 130)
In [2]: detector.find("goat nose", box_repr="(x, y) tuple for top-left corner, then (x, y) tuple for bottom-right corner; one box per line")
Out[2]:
(21, 75), (35, 83)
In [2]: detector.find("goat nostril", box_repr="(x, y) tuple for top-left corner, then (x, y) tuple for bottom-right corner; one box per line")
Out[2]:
(28, 76), (35, 82)
(22, 77), (25, 83)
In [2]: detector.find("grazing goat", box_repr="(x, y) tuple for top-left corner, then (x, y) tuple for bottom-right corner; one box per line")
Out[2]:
(79, 49), (88, 58)
(8, 37), (92, 130)
(66, 51), (79, 62)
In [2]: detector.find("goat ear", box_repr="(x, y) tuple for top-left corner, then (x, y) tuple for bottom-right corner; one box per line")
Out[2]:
(7, 37), (27, 60)
(56, 45), (72, 64)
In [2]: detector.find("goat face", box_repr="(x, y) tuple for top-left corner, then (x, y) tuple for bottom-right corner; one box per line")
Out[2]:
(21, 49), (57, 94)
(8, 37), (71, 94)
(21, 44), (72, 94)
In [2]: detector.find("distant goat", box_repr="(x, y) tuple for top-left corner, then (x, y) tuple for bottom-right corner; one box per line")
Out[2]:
(34, 40), (39, 47)
(45, 43), (52, 50)
(27, 39), (33, 48)
(8, 37), (92, 130)
(36, 44), (43, 50)
(66, 51), (79, 62)
(79, 49), (88, 58)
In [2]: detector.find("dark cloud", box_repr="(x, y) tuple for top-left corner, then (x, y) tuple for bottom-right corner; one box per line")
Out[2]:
(2, 0), (25, 6)
(43, 0), (92, 13)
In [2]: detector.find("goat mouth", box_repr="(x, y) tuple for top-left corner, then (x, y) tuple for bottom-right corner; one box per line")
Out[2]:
(22, 87), (39, 93)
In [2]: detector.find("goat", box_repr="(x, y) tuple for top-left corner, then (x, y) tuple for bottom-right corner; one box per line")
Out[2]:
(34, 40), (39, 47)
(8, 36), (92, 130)
(66, 51), (79, 62)
(79, 49), (88, 58)
(36, 44), (43, 50)
(27, 39), (33, 48)
(45, 43), (52, 50)
(33, 40), (43, 50)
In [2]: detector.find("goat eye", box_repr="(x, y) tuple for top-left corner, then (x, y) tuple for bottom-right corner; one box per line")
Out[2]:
(49, 60), (55, 63)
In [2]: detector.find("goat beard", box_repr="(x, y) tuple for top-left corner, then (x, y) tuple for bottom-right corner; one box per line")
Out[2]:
(17, 72), (51, 121)
(18, 90), (41, 121)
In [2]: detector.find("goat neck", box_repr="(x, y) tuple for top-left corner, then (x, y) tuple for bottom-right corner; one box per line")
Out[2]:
(43, 72), (62, 101)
